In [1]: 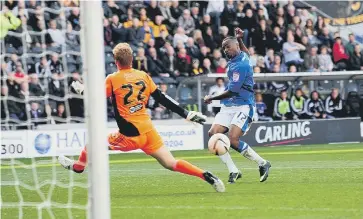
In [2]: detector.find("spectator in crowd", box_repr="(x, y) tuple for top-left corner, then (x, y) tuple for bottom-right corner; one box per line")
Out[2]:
(254, 66), (262, 73)
(152, 15), (169, 44)
(267, 0), (280, 24)
(127, 18), (143, 49)
(178, 9), (195, 35)
(200, 14), (215, 36)
(304, 46), (319, 72)
(170, 1), (182, 21)
(288, 15), (301, 32)
(273, 90), (292, 120)
(215, 26), (229, 46)
(65, 23), (80, 48)
(269, 26), (284, 52)
(147, 47), (169, 77)
(190, 2), (201, 29)
(111, 14), (127, 44)
(305, 90), (327, 119)
(349, 44), (363, 70)
(306, 28), (320, 47)
(47, 19), (65, 47)
(211, 49), (222, 70)
(249, 47), (258, 67)
(185, 37), (200, 59)
(290, 88), (309, 119)
(264, 49), (275, 70)
(35, 57), (51, 77)
(202, 58), (214, 74)
(44, 104), (56, 125)
(199, 46), (210, 63)
(193, 29), (205, 49)
(216, 58), (227, 73)
(332, 37), (349, 70)
(173, 26), (188, 47)
(318, 27), (334, 51)
(221, 0), (237, 35)
(140, 20), (154, 44)
(208, 77), (225, 115)
(49, 54), (63, 75)
(325, 88), (344, 118)
(53, 103), (67, 124)
(103, 18), (113, 46)
(159, 1), (177, 28)
(206, 0), (224, 30)
(304, 18), (314, 34)
(6, 54), (19, 73)
(48, 73), (65, 100)
(345, 33), (358, 56)
(318, 46), (334, 72)
(191, 59), (203, 76)
(283, 33), (305, 68)
(68, 8), (80, 31)
(203, 26), (218, 52)
(104, 0), (123, 19)
(175, 48), (191, 76)
(161, 45), (177, 76)
(240, 9), (258, 44)
(147, 0), (162, 23)
(256, 56), (267, 73)
(29, 101), (45, 124)
(288, 64), (297, 73)
(28, 74), (45, 96)
(270, 54), (287, 73)
(133, 47), (149, 73)
(253, 19), (272, 56)
(0, 6), (21, 39)
(256, 92), (273, 121)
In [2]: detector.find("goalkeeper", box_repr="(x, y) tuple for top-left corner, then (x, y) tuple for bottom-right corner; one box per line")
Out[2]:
(58, 43), (225, 192)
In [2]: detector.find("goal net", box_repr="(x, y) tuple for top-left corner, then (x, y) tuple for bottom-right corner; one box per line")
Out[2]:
(1, 1), (110, 218)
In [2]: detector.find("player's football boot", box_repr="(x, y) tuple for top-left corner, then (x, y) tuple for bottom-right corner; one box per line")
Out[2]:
(203, 171), (225, 192)
(228, 172), (242, 184)
(58, 155), (84, 173)
(259, 160), (271, 182)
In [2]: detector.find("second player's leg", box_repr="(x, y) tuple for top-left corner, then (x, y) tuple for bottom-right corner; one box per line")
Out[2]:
(149, 145), (225, 192)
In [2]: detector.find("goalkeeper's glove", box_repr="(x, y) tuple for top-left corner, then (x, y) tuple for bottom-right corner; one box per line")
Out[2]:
(71, 81), (84, 95)
(186, 111), (207, 124)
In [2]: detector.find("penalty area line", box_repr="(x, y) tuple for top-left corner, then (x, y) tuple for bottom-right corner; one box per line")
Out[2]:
(1, 148), (363, 170)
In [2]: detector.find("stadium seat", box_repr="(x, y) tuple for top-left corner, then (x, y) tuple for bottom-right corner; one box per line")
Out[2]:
(161, 77), (177, 84)
(151, 77), (163, 84)
(105, 53), (114, 64)
(104, 45), (113, 53)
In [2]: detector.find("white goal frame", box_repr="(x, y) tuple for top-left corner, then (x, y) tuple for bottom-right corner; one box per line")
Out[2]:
(81, 2), (111, 219)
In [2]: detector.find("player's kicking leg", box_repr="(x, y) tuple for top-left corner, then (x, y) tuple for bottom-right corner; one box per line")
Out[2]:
(209, 124), (242, 184)
(150, 145), (225, 192)
(228, 124), (271, 182)
(58, 146), (88, 173)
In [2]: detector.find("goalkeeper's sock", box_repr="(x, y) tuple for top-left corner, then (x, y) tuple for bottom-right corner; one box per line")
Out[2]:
(238, 140), (266, 166)
(173, 160), (205, 180)
(73, 147), (87, 172)
(218, 152), (239, 173)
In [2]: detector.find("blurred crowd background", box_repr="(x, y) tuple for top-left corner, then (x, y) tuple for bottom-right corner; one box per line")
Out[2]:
(1, 0), (362, 130)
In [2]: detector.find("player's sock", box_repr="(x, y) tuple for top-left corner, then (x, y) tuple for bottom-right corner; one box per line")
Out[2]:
(238, 140), (266, 166)
(218, 152), (239, 173)
(73, 147), (87, 172)
(173, 160), (205, 180)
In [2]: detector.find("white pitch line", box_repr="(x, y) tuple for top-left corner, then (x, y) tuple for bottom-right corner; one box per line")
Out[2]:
(111, 205), (363, 213)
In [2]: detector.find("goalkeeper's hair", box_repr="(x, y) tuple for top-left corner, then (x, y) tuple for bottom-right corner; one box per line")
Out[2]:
(113, 43), (133, 67)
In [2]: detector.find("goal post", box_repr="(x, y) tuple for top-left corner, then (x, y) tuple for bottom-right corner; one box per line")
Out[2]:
(81, 1), (110, 219)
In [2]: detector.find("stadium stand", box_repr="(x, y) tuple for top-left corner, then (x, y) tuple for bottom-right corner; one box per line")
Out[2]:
(1, 0), (363, 130)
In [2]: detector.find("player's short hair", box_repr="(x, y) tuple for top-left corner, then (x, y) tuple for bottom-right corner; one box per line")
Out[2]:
(222, 36), (238, 47)
(113, 43), (133, 67)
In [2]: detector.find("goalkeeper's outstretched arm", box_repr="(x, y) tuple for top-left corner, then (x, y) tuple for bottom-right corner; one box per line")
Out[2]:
(151, 89), (206, 124)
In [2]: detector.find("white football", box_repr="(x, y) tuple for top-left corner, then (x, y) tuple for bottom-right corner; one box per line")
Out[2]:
(208, 133), (230, 155)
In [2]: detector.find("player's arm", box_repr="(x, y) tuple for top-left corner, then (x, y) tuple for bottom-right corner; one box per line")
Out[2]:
(71, 75), (112, 98)
(150, 89), (206, 124)
(204, 90), (235, 103)
(235, 27), (249, 56)
(146, 74), (206, 124)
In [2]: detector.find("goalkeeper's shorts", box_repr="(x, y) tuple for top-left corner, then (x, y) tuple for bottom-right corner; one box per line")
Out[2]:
(108, 128), (163, 155)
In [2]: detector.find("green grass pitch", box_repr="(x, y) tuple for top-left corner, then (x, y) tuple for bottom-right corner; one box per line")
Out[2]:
(1, 143), (363, 219)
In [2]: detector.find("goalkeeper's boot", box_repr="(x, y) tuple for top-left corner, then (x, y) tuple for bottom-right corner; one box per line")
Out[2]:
(228, 172), (242, 184)
(58, 155), (84, 173)
(259, 160), (271, 182)
(203, 171), (225, 192)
